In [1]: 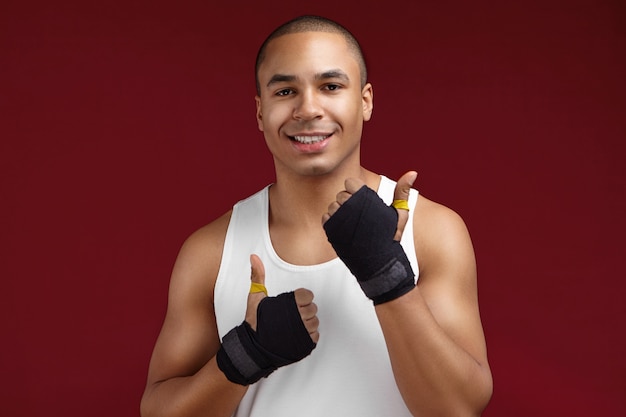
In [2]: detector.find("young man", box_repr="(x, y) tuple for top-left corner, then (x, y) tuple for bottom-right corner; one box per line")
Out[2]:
(141, 16), (492, 417)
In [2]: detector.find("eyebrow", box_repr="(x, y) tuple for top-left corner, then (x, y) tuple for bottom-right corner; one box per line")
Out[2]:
(266, 69), (351, 88)
(266, 74), (297, 87)
(316, 69), (350, 82)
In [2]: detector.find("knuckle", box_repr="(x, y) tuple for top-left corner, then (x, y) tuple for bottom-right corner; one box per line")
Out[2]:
(299, 304), (315, 319)
(295, 288), (314, 304)
(299, 301), (318, 321)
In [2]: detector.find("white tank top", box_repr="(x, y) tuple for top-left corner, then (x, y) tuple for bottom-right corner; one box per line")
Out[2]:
(214, 176), (419, 417)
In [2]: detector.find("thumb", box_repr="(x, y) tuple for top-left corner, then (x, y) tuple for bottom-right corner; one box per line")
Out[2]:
(246, 254), (267, 330)
(393, 171), (417, 241)
(250, 253), (266, 287)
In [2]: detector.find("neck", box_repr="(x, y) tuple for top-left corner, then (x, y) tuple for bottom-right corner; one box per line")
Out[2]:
(266, 164), (381, 265)
(269, 165), (380, 227)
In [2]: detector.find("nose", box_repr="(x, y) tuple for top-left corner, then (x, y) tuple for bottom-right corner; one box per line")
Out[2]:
(293, 89), (323, 121)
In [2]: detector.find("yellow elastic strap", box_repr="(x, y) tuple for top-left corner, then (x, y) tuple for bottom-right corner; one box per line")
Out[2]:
(249, 282), (268, 295)
(392, 199), (410, 211)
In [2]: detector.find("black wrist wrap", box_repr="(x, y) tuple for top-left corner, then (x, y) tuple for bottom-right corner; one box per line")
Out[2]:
(216, 291), (316, 385)
(323, 185), (415, 305)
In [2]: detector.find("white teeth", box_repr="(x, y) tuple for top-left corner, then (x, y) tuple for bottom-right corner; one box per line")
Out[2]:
(292, 135), (328, 144)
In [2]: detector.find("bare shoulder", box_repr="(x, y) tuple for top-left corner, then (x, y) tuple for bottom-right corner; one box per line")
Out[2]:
(171, 210), (233, 303)
(412, 195), (476, 289)
(413, 195), (468, 229)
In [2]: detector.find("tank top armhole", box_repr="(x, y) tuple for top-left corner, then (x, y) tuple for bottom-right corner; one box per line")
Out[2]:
(214, 186), (270, 337)
(378, 176), (420, 282)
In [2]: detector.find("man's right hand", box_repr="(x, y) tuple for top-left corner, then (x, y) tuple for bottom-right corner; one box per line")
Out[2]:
(216, 254), (319, 386)
(246, 254), (319, 343)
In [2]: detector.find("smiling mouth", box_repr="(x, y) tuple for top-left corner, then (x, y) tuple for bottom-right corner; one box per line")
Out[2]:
(289, 134), (331, 144)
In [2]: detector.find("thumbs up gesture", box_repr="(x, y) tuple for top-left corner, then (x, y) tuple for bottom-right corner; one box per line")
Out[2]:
(322, 171), (417, 240)
(216, 255), (319, 386)
(246, 254), (319, 344)
(322, 171), (418, 305)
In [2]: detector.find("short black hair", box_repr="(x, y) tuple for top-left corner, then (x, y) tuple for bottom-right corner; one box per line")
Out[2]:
(255, 15), (368, 94)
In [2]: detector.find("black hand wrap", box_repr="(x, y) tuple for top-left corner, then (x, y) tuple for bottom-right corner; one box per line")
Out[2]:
(216, 291), (316, 385)
(323, 185), (415, 305)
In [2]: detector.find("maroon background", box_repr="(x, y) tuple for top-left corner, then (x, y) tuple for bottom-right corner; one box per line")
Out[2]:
(2, 1), (625, 416)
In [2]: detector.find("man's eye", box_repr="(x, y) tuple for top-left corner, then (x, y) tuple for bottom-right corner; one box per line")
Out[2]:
(276, 89), (293, 96)
(325, 84), (340, 91)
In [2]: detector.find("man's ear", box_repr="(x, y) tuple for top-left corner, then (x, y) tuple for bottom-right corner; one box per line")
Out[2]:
(361, 83), (374, 122)
(255, 95), (264, 132)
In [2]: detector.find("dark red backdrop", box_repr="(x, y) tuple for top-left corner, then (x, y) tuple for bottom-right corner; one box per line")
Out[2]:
(2, 1), (624, 416)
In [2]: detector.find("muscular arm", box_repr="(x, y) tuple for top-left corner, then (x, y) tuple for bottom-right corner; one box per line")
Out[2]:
(376, 197), (492, 416)
(140, 212), (248, 417)
(141, 211), (320, 417)
(324, 174), (492, 416)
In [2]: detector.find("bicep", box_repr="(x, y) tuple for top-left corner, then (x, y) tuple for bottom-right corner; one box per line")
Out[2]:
(414, 201), (488, 363)
(146, 219), (228, 385)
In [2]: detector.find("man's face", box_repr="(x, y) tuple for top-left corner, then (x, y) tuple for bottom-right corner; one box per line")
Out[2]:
(255, 31), (373, 178)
